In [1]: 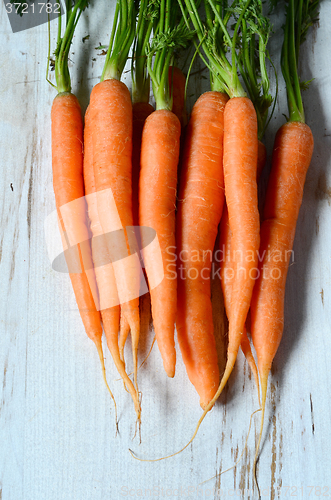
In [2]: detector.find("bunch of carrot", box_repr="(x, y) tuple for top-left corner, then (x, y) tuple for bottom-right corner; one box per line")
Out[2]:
(48, 0), (319, 485)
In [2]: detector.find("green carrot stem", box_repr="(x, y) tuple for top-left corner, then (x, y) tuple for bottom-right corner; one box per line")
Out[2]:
(281, 0), (304, 123)
(53, 0), (89, 94)
(101, 0), (136, 81)
(147, 0), (194, 110)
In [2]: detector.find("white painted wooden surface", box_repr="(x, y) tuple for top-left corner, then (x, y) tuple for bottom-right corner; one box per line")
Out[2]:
(1, 2), (331, 499)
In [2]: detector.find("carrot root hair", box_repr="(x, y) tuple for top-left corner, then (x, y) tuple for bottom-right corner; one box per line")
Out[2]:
(253, 370), (269, 498)
(199, 407), (262, 485)
(94, 338), (118, 434)
(129, 351), (239, 462)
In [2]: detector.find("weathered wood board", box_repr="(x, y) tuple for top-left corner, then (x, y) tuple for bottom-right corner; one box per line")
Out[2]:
(0, 1), (331, 499)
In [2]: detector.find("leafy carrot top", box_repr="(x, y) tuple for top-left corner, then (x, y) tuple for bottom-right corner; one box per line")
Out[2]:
(280, 0), (319, 123)
(146, 0), (194, 110)
(101, 0), (136, 82)
(179, 0), (274, 130)
(49, 0), (89, 94)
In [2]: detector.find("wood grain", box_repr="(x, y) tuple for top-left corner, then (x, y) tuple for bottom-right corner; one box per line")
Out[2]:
(0, 2), (331, 499)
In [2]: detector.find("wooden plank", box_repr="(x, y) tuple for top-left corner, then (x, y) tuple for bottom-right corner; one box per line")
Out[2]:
(0, 2), (330, 499)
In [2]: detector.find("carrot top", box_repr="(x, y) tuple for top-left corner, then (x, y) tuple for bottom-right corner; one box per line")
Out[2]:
(146, 0), (194, 110)
(48, 0), (89, 94)
(233, 0), (275, 138)
(179, 0), (275, 129)
(280, 0), (319, 123)
(101, 0), (136, 82)
(178, 0), (246, 96)
(131, 0), (154, 104)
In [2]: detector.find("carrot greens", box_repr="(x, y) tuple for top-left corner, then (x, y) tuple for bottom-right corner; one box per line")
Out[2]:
(131, 0), (154, 104)
(178, 0), (246, 95)
(49, 0), (90, 94)
(178, 0), (275, 134)
(146, 0), (194, 110)
(280, 0), (319, 123)
(232, 0), (275, 138)
(101, 0), (136, 81)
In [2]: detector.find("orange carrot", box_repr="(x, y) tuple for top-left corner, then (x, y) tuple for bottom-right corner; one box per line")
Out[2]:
(198, 96), (259, 408)
(176, 91), (228, 408)
(48, 1), (118, 416)
(118, 101), (153, 363)
(138, 0), (192, 377)
(52, 93), (103, 353)
(250, 121), (314, 465)
(139, 109), (181, 378)
(250, 0), (319, 484)
(83, 106), (141, 419)
(89, 79), (141, 390)
(219, 140), (266, 397)
(51, 92), (119, 418)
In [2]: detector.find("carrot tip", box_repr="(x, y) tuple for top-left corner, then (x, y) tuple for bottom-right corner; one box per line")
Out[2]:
(253, 372), (269, 497)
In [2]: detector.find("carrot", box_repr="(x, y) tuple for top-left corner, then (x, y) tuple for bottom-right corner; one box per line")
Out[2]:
(119, 100), (153, 361)
(251, 122), (314, 453)
(218, 2), (273, 390)
(176, 91), (228, 408)
(172, 0), (234, 407)
(83, 106), (141, 419)
(52, 94), (106, 369)
(219, 140), (267, 401)
(175, 0), (261, 414)
(90, 79), (141, 373)
(48, 1), (117, 416)
(116, 0), (155, 360)
(140, 109), (180, 378)
(250, 0), (318, 485)
(138, 0), (193, 378)
(217, 95), (259, 390)
(88, 0), (142, 397)
(196, 0), (276, 411)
